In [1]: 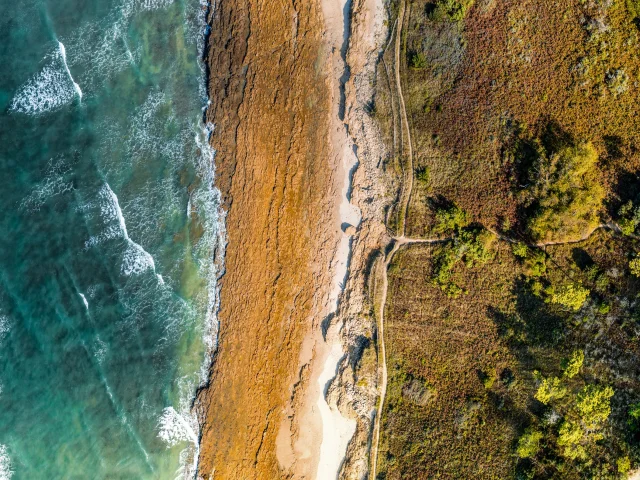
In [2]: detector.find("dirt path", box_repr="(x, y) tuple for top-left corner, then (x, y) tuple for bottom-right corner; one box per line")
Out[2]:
(394, 0), (413, 237)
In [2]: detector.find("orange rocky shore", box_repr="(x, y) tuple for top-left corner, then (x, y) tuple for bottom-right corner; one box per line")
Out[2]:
(195, 0), (388, 478)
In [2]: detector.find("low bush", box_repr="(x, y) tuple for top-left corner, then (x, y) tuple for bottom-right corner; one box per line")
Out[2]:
(428, 0), (475, 22)
(433, 203), (470, 234)
(516, 429), (543, 459)
(576, 384), (614, 429)
(522, 142), (604, 243)
(629, 257), (640, 277)
(617, 200), (640, 235)
(535, 376), (567, 404)
(548, 283), (590, 311)
(409, 51), (427, 69)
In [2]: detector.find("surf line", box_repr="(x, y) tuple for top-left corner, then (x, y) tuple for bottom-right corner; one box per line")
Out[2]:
(58, 41), (82, 100)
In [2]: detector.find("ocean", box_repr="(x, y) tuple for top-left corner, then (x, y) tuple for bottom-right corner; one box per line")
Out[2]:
(0, 0), (223, 478)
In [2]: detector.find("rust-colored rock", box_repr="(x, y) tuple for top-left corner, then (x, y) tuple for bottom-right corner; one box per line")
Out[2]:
(195, 0), (341, 478)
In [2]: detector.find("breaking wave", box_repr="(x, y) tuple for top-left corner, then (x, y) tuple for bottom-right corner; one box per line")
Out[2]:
(10, 42), (81, 115)
(0, 445), (12, 480)
(83, 183), (159, 278)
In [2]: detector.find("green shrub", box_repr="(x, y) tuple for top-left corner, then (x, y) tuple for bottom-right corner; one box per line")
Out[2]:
(516, 429), (543, 458)
(457, 228), (495, 267)
(557, 421), (587, 460)
(535, 377), (567, 404)
(584, 264), (609, 291)
(416, 166), (430, 184)
(630, 257), (640, 277)
(563, 350), (584, 379)
(429, 0), (475, 22)
(512, 242), (528, 258)
(524, 142), (604, 243)
(524, 250), (547, 278)
(618, 200), (640, 235)
(576, 384), (614, 429)
(433, 204), (470, 234)
(430, 227), (494, 297)
(549, 283), (590, 311)
(629, 402), (640, 431)
(431, 246), (465, 297)
(409, 51), (427, 69)
(618, 456), (631, 475)
(628, 0), (640, 19)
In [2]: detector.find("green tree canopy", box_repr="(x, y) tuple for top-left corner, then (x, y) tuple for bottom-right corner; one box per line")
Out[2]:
(525, 142), (604, 243)
(549, 283), (590, 311)
(576, 384), (614, 430)
(563, 350), (585, 378)
(516, 429), (543, 458)
(535, 377), (567, 405)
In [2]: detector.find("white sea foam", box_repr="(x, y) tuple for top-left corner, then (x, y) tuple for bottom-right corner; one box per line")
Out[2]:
(138, 0), (174, 11)
(94, 337), (108, 363)
(58, 42), (82, 100)
(79, 293), (89, 310)
(0, 445), (13, 480)
(20, 157), (73, 212)
(122, 242), (156, 276)
(10, 48), (77, 115)
(10, 41), (84, 115)
(83, 184), (159, 278)
(158, 405), (199, 480)
(158, 407), (198, 446)
(0, 316), (9, 342)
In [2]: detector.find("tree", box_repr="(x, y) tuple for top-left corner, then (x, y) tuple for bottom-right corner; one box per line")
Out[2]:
(576, 384), (614, 430)
(549, 283), (590, 311)
(429, 0), (475, 22)
(563, 350), (584, 379)
(617, 200), (640, 235)
(557, 421), (588, 460)
(512, 242), (528, 258)
(618, 456), (631, 475)
(535, 377), (567, 405)
(524, 142), (604, 243)
(516, 429), (543, 458)
(630, 257), (640, 277)
(434, 204), (470, 234)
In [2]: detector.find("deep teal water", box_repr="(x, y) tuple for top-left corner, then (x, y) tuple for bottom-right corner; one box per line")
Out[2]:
(0, 0), (222, 478)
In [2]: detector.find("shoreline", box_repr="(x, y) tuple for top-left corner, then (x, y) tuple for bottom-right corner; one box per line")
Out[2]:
(194, 0), (389, 477)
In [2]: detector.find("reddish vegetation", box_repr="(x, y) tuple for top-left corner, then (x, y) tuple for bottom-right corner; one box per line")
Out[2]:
(401, 0), (640, 232)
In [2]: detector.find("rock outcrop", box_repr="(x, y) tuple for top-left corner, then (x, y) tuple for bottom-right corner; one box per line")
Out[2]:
(195, 0), (343, 478)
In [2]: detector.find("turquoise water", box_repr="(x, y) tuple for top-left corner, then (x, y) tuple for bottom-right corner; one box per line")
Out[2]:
(0, 0), (223, 478)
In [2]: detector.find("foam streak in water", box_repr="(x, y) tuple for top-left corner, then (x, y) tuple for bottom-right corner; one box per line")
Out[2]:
(87, 184), (158, 277)
(79, 293), (89, 310)
(58, 42), (82, 100)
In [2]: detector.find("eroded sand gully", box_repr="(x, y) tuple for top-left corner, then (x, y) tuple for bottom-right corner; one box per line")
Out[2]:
(195, 0), (389, 478)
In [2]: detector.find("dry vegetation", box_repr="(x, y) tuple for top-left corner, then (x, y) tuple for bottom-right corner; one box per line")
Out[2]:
(372, 0), (640, 477)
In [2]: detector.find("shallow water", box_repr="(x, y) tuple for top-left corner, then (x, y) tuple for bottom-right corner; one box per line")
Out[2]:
(0, 0), (222, 478)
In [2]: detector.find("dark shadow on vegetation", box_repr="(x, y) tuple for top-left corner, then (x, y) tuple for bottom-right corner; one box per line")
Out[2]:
(425, 2), (437, 17)
(603, 135), (624, 160)
(539, 119), (575, 156)
(488, 307), (536, 369)
(611, 169), (640, 210)
(349, 334), (371, 371)
(426, 194), (456, 212)
(513, 277), (564, 346)
(571, 248), (594, 270)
